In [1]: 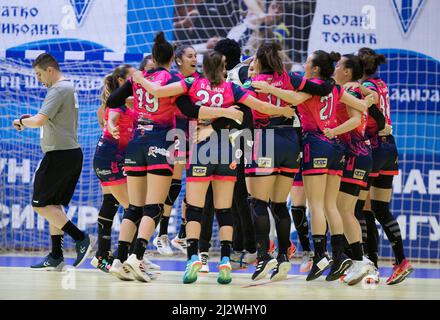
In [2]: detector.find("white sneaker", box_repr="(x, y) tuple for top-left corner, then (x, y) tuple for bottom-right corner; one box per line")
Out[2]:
(200, 252), (209, 273)
(244, 251), (257, 265)
(299, 251), (314, 273)
(153, 235), (174, 256)
(171, 236), (188, 255)
(123, 254), (151, 283)
(364, 266), (380, 284)
(343, 257), (375, 286)
(109, 259), (134, 281)
(143, 253), (161, 270)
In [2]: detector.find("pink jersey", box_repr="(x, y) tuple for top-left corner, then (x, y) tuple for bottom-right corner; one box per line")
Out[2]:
(250, 71), (294, 127)
(179, 76), (250, 122)
(335, 87), (368, 145)
(363, 77), (391, 138)
(298, 79), (344, 133)
(173, 71), (201, 119)
(131, 68), (181, 128)
(102, 106), (136, 150)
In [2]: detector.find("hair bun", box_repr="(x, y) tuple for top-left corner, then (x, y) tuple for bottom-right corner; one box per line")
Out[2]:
(376, 54), (386, 65)
(154, 31), (166, 45)
(329, 51), (341, 62)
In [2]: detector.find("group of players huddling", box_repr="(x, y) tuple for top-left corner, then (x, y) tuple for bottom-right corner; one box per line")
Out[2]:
(70, 31), (415, 286)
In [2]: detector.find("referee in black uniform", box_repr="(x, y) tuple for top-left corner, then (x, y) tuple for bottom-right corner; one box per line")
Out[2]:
(13, 53), (92, 270)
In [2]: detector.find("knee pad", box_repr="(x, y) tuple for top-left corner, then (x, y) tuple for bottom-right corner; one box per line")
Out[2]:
(165, 179), (182, 206)
(291, 205), (308, 234)
(143, 204), (164, 227)
(370, 200), (393, 225)
(123, 205), (143, 225)
(98, 194), (119, 227)
(270, 202), (291, 223)
(372, 175), (393, 189)
(186, 204), (203, 223)
(215, 208), (234, 228)
(249, 197), (269, 219)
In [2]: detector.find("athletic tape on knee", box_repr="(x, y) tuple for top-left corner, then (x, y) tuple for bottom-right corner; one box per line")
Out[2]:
(143, 204), (164, 227)
(186, 204), (203, 223)
(215, 208), (234, 228)
(165, 179), (182, 206)
(123, 205), (143, 224)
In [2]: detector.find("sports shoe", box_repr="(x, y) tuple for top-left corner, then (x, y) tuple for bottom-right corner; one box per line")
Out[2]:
(364, 266), (380, 284)
(252, 255), (278, 281)
(287, 241), (297, 260)
(217, 256), (232, 285)
(306, 255), (332, 281)
(386, 259), (413, 285)
(244, 251), (258, 265)
(30, 254), (65, 271)
(183, 255), (202, 284)
(73, 233), (94, 267)
(343, 257), (375, 286)
(123, 254), (151, 282)
(270, 254), (291, 282)
(200, 252), (210, 273)
(299, 251), (314, 273)
(268, 240), (276, 255)
(109, 258), (134, 281)
(91, 252), (114, 273)
(153, 235), (174, 256)
(171, 236), (188, 255)
(230, 251), (245, 270)
(326, 253), (353, 281)
(143, 253), (161, 270)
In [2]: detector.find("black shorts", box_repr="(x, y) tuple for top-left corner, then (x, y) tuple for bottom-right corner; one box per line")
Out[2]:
(186, 136), (237, 182)
(174, 117), (189, 164)
(369, 135), (399, 178)
(302, 132), (345, 176)
(245, 127), (300, 178)
(32, 148), (83, 207)
(93, 137), (127, 187)
(341, 141), (373, 188)
(124, 128), (174, 176)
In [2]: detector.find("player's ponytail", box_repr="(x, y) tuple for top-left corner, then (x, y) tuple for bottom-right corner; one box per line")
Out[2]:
(152, 31), (174, 66)
(312, 50), (341, 79)
(100, 64), (132, 108)
(358, 47), (386, 76)
(342, 54), (364, 81)
(203, 51), (225, 87)
(256, 42), (284, 75)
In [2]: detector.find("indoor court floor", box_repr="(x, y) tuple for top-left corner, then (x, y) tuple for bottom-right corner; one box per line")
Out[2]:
(0, 254), (439, 300)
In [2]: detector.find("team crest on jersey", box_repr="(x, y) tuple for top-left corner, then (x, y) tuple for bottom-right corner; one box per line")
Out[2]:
(353, 169), (366, 180)
(192, 166), (207, 176)
(184, 77), (195, 85)
(391, 0), (426, 36)
(313, 158), (328, 168)
(257, 157), (272, 168)
(69, 0), (94, 26)
(242, 80), (252, 89)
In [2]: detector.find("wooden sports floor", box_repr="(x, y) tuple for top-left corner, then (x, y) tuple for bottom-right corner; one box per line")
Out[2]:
(0, 255), (439, 300)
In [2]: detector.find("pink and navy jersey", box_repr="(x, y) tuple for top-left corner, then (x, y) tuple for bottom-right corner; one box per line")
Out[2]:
(250, 71), (294, 127)
(362, 77), (391, 138)
(173, 71), (202, 119)
(179, 76), (250, 122)
(131, 68), (181, 128)
(298, 79), (344, 133)
(102, 106), (136, 150)
(335, 87), (368, 145)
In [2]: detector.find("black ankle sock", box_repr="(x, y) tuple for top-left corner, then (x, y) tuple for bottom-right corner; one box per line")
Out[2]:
(51, 235), (63, 259)
(133, 238), (148, 260)
(117, 241), (131, 262)
(178, 218), (187, 238)
(220, 240), (232, 259)
(330, 234), (345, 259)
(187, 238), (199, 260)
(312, 235), (326, 259)
(159, 216), (170, 236)
(61, 221), (84, 242)
(349, 241), (364, 261)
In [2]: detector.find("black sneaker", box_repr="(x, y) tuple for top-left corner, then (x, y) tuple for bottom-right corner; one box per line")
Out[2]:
(326, 253), (353, 281)
(252, 255), (277, 281)
(73, 233), (93, 267)
(270, 254), (291, 282)
(306, 255), (332, 281)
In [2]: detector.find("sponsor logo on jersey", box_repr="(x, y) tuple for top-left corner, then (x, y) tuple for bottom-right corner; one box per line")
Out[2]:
(229, 160), (237, 170)
(125, 158), (136, 164)
(313, 158), (328, 168)
(96, 168), (112, 176)
(354, 169), (366, 180)
(257, 157), (272, 168)
(148, 146), (170, 158)
(192, 166), (207, 176)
